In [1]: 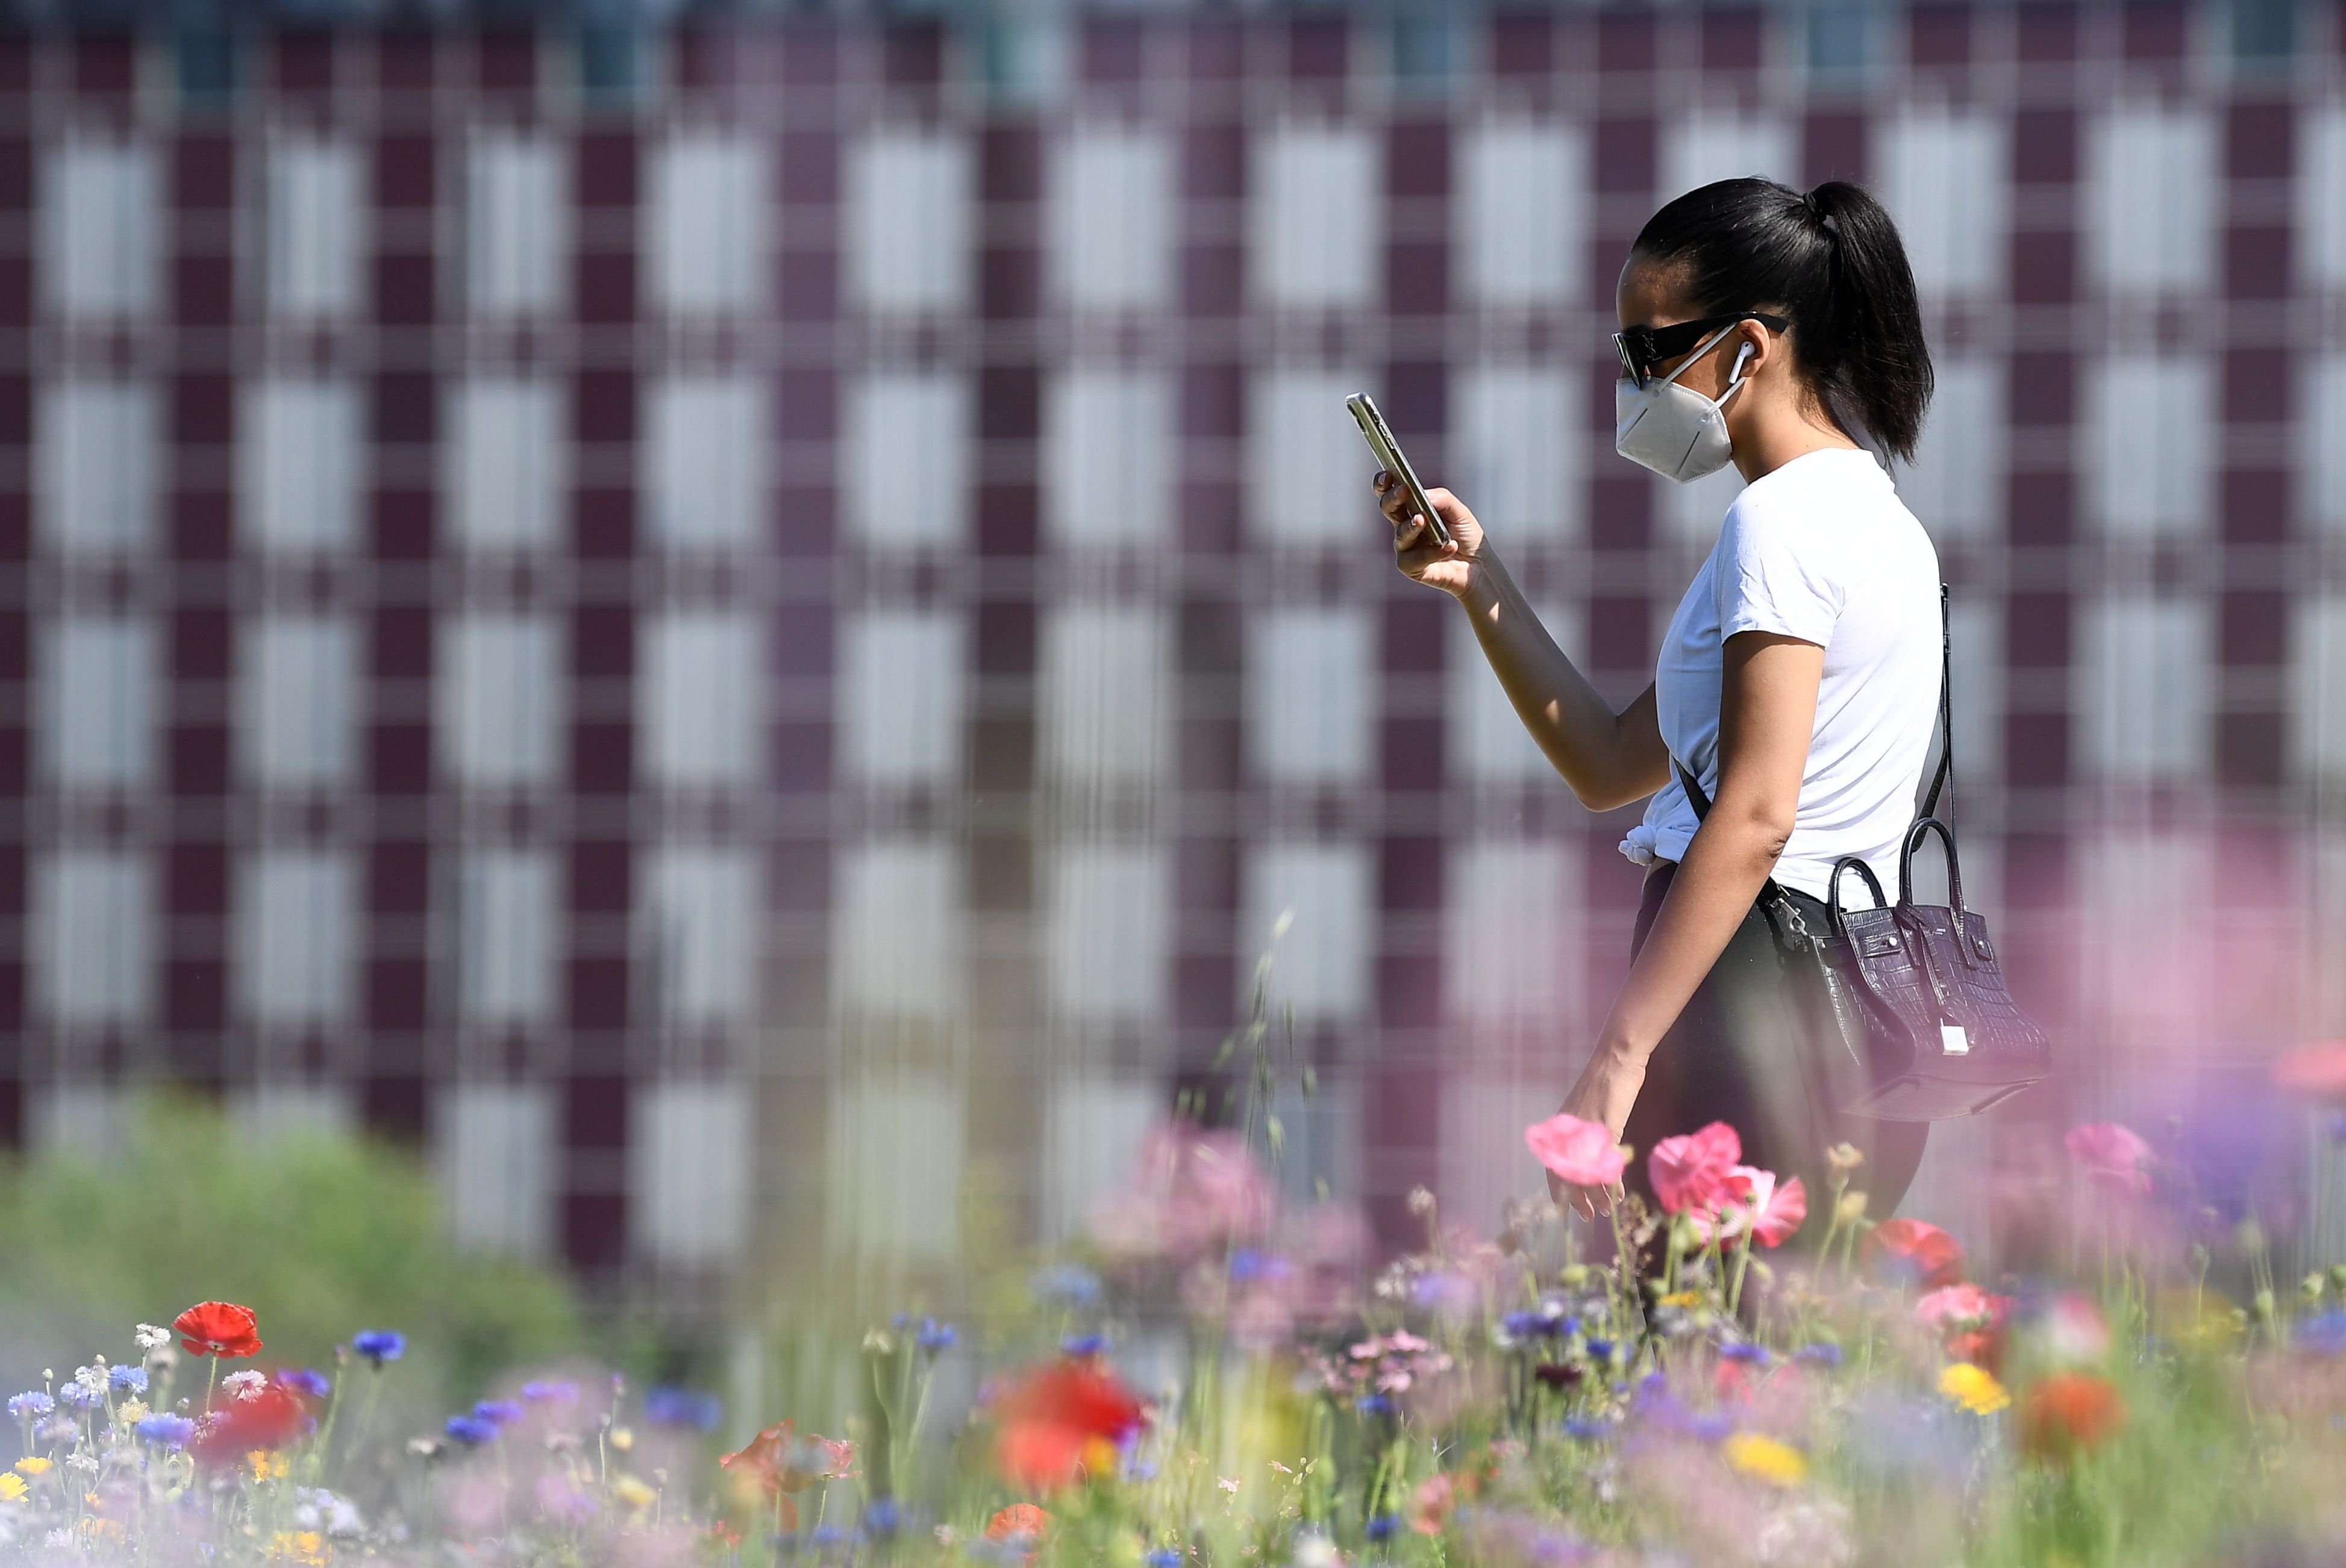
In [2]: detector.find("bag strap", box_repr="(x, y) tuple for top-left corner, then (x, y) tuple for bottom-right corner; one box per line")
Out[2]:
(1920, 584), (1953, 822)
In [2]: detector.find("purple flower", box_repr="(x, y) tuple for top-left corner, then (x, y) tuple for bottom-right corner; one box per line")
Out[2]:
(523, 1380), (580, 1405)
(58, 1383), (101, 1411)
(278, 1369), (330, 1399)
(1584, 1337), (1616, 1362)
(1563, 1417), (1610, 1440)
(862, 1499), (901, 1539)
(109, 1364), (148, 1393)
(7, 1392), (54, 1421)
(1718, 1342), (1771, 1364)
(1366, 1514), (1401, 1543)
(1794, 1342), (1845, 1368)
(1144, 1552), (1181, 1568)
(443, 1414), (498, 1445)
(136, 1414), (196, 1448)
(915, 1320), (957, 1355)
(1060, 1333), (1110, 1359)
(2297, 1311), (2346, 1356)
(1354, 1393), (1395, 1416)
(643, 1386), (721, 1431)
(472, 1399), (525, 1428)
(352, 1331), (405, 1366)
(1029, 1264), (1102, 1308)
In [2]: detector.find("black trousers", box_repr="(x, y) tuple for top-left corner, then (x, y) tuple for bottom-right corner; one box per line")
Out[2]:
(1616, 861), (1928, 1242)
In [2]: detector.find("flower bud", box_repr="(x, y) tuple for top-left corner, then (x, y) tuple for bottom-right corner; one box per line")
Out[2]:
(1836, 1192), (1869, 1223)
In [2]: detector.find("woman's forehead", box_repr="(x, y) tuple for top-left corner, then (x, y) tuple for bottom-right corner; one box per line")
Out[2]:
(1615, 254), (1697, 327)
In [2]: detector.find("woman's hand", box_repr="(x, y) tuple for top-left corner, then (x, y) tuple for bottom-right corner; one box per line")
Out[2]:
(1374, 473), (1486, 599)
(1547, 1045), (1648, 1220)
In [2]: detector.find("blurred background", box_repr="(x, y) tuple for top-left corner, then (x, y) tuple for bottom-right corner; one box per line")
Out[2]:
(4, 0), (2345, 1373)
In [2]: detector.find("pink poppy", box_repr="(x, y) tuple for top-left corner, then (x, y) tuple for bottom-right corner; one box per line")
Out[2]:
(1915, 1283), (2005, 1333)
(1524, 1113), (1628, 1188)
(1863, 1217), (1966, 1290)
(1647, 1122), (1742, 1216)
(2270, 1040), (2346, 1102)
(2063, 1122), (2154, 1196)
(1686, 1166), (1807, 1248)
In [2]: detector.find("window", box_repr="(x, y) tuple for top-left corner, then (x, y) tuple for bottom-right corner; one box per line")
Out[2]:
(2083, 358), (2213, 537)
(846, 130), (970, 314)
(2081, 828), (2215, 1048)
(1043, 1078), (1161, 1241)
(833, 840), (963, 1022)
(238, 851), (354, 1026)
(2303, 109), (2346, 292)
(43, 616), (154, 789)
(1247, 368), (1368, 545)
(1040, 605), (1168, 787)
(1249, 608), (1373, 784)
(648, 132), (766, 314)
(442, 1084), (555, 1258)
(1252, 127), (1378, 309)
(242, 615), (356, 790)
(828, 1072), (965, 1261)
(264, 137), (364, 321)
(1043, 371), (1171, 546)
(1459, 123), (1583, 308)
(2293, 596), (2346, 783)
(1240, 843), (1371, 1024)
(1900, 357), (2003, 539)
(452, 851), (558, 1025)
(240, 379), (361, 552)
(42, 140), (155, 320)
(31, 1085), (128, 1160)
(1440, 1072), (1560, 1234)
(234, 1087), (353, 1146)
(1660, 114), (1796, 200)
(1945, 598), (2002, 806)
(1880, 110), (2004, 299)
(1045, 845), (1168, 1025)
(440, 615), (563, 787)
(2077, 596), (2211, 782)
(466, 131), (566, 317)
(840, 610), (962, 785)
(2307, 358), (2346, 533)
(845, 374), (969, 548)
(641, 849), (761, 1026)
(1445, 839), (1579, 1034)
(633, 1081), (754, 1266)
(36, 852), (151, 1026)
(449, 379), (565, 551)
(645, 376), (767, 548)
(2089, 109), (2218, 295)
(1053, 127), (1172, 311)
(641, 612), (763, 789)
(1451, 601), (1578, 785)
(1452, 368), (1578, 543)
(37, 381), (157, 554)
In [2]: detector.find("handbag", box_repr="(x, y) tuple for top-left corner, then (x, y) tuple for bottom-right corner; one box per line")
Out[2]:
(1671, 586), (2052, 1122)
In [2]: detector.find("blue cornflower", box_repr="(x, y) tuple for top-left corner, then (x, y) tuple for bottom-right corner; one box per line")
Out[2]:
(1718, 1342), (1771, 1365)
(108, 1364), (149, 1393)
(473, 1399), (525, 1428)
(915, 1319), (957, 1355)
(1228, 1249), (1268, 1281)
(1563, 1417), (1610, 1440)
(1365, 1514), (1401, 1543)
(1354, 1393), (1396, 1416)
(352, 1330), (405, 1366)
(8, 1392), (54, 1421)
(58, 1383), (101, 1411)
(890, 1312), (913, 1330)
(862, 1498), (901, 1539)
(2297, 1311), (2346, 1356)
(1030, 1264), (1103, 1308)
(810, 1525), (848, 1547)
(136, 1414), (196, 1448)
(444, 1414), (498, 1445)
(1794, 1342), (1845, 1368)
(1145, 1551), (1183, 1568)
(1061, 1332), (1111, 1358)
(523, 1379), (581, 1404)
(1584, 1337), (1616, 1362)
(643, 1386), (722, 1431)
(278, 1368), (330, 1399)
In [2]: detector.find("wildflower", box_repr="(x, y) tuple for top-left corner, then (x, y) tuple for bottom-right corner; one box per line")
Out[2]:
(1825, 1142), (1865, 1175)
(1407, 1186), (1437, 1217)
(222, 1370), (267, 1401)
(2065, 1122), (2155, 1196)
(522, 1379), (580, 1404)
(1719, 1342), (1771, 1364)
(1793, 1343), (1844, 1368)
(277, 1369), (330, 1400)
(1863, 1218), (1965, 1290)
(1145, 1551), (1183, 1568)
(1938, 1362), (2010, 1415)
(1648, 1122), (1742, 1216)
(1563, 1417), (1610, 1440)
(992, 1359), (1147, 1491)
(1365, 1513), (1401, 1543)
(612, 1474), (657, 1511)
(14, 1458), (50, 1478)
(643, 1385), (722, 1431)
(1030, 1264), (1103, 1308)
(198, 1385), (313, 1462)
(351, 1330), (405, 1366)
(472, 1399), (524, 1428)
(136, 1414), (198, 1448)
(1090, 1122), (1276, 1264)
(107, 1364), (147, 1393)
(863, 1498), (901, 1539)
(115, 1399), (149, 1423)
(986, 1504), (1052, 1543)
(1060, 1332), (1110, 1358)
(1690, 1167), (1808, 1247)
(0, 1475), (22, 1504)
(1409, 1473), (1456, 1535)
(58, 1384), (100, 1412)
(134, 1325), (171, 1353)
(2296, 1311), (2346, 1355)
(72, 1364), (107, 1395)
(1501, 1310), (1571, 1340)
(251, 1451), (289, 1480)
(2022, 1371), (2126, 1460)
(1915, 1283), (2006, 1334)
(1723, 1432), (1809, 1487)
(173, 1302), (263, 1359)
(7, 1392), (54, 1422)
(1356, 1393), (1395, 1416)
(1524, 1113), (1630, 1188)
(444, 1414), (497, 1445)
(916, 1319), (958, 1355)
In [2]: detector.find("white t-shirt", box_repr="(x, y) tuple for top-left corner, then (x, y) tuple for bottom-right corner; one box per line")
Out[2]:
(1631, 446), (1943, 902)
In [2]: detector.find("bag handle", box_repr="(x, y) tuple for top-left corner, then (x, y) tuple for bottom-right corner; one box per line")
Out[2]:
(1827, 855), (1889, 929)
(1898, 816), (1968, 919)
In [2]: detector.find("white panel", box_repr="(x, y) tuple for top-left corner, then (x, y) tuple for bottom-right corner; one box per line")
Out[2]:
(1660, 114), (1797, 199)
(265, 137), (365, 320)
(240, 380), (362, 552)
(1252, 127), (1378, 309)
(1248, 368), (1369, 545)
(1900, 356), (2003, 539)
(36, 853), (151, 1026)
(1878, 110), (2006, 298)
(1040, 605), (1168, 787)
(2306, 357), (2346, 533)
(43, 616), (153, 790)
(2081, 828), (2216, 1048)
(2292, 596), (2346, 783)
(238, 852), (354, 1026)
(1450, 600), (1579, 785)
(642, 848), (760, 1026)
(440, 614), (563, 787)
(1439, 1073), (1563, 1236)
(1459, 122), (1584, 308)
(466, 131), (567, 316)
(1241, 843), (1371, 1024)
(30, 1086), (129, 1161)
(1446, 838), (1580, 1032)
(242, 615), (356, 790)
(834, 840), (963, 1022)
(633, 1081), (754, 1266)
(648, 132), (766, 314)
(1044, 1078), (1162, 1240)
(2303, 108), (2346, 292)
(1663, 465), (1748, 554)
(2082, 357), (2214, 537)
(1944, 598), (2001, 810)
(846, 374), (970, 549)
(1046, 845), (1169, 1024)
(1054, 127), (1172, 311)
(234, 1087), (352, 1146)
(1043, 371), (1171, 546)
(646, 376), (767, 548)
(442, 1084), (556, 1258)
(37, 381), (157, 554)
(1453, 368), (1579, 544)
(42, 140), (156, 320)
(2088, 108), (2218, 295)
(449, 379), (565, 550)
(840, 610), (963, 785)
(828, 1073), (965, 1261)
(642, 612), (763, 788)
(1266, 1077), (1361, 1206)
(454, 851), (558, 1026)
(1250, 607), (1372, 784)
(2077, 596), (2211, 782)
(847, 130), (971, 314)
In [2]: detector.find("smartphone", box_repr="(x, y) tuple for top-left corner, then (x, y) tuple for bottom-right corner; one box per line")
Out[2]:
(1345, 392), (1452, 549)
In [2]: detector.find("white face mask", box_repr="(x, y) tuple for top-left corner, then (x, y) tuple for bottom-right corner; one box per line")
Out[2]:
(1613, 327), (1756, 484)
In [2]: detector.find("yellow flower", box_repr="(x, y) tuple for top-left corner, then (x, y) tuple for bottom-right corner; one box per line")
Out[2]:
(250, 1450), (289, 1481)
(269, 1529), (327, 1564)
(1657, 1291), (1702, 1308)
(113, 1401), (147, 1424)
(1939, 1361), (2011, 1414)
(0, 1475), (26, 1502)
(608, 1425), (634, 1452)
(613, 1474), (657, 1511)
(1722, 1432), (1808, 1487)
(14, 1457), (51, 1477)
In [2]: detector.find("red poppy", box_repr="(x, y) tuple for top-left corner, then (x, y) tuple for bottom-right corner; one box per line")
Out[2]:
(986, 1504), (1053, 1541)
(992, 1361), (1146, 1491)
(1862, 1219), (1965, 1290)
(2022, 1371), (2127, 1461)
(1648, 1122), (1742, 1217)
(720, 1419), (826, 1529)
(191, 1384), (310, 1465)
(174, 1302), (263, 1359)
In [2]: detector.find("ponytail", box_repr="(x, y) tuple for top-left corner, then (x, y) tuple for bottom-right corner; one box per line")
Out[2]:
(1630, 176), (1933, 464)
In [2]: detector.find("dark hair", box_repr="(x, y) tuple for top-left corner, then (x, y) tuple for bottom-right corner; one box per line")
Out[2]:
(1630, 177), (1933, 464)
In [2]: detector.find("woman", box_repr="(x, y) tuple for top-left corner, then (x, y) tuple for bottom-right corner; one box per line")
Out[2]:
(1377, 178), (1939, 1235)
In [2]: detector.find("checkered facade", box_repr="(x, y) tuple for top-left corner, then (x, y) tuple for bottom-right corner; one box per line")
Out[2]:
(7, 4), (2346, 1292)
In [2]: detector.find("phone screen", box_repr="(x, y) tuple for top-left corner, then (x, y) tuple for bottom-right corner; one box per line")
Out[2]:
(1345, 393), (1451, 548)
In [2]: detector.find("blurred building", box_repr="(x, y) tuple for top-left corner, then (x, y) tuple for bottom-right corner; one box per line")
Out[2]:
(5, 1), (2346, 1305)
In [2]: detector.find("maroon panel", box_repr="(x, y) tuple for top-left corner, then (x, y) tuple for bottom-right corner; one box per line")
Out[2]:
(361, 1076), (427, 1145)
(272, 32), (337, 95)
(372, 372), (436, 445)
(371, 487), (435, 561)
(476, 30), (537, 97)
(368, 842), (430, 916)
(778, 249), (836, 322)
(1178, 711), (1240, 792)
(374, 133), (436, 211)
(1184, 122), (1245, 202)
(779, 130), (837, 207)
(2224, 225), (2291, 302)
(980, 246), (1038, 320)
(0, 843), (18, 920)
(368, 723), (431, 794)
(2217, 711), (2285, 790)
(2005, 592), (2070, 668)
(0, 726), (24, 795)
(1490, 13), (1554, 77)
(2010, 230), (2075, 305)
(172, 373), (234, 446)
(172, 607), (231, 681)
(1380, 595), (1444, 676)
(561, 1192), (626, 1273)
(1182, 363), (1244, 441)
(2220, 590), (2286, 666)
(572, 604), (634, 681)
(2004, 713), (2068, 788)
(2007, 351), (2073, 428)
(770, 720), (831, 791)
(173, 255), (234, 328)
(1908, 4), (1972, 67)
(372, 605), (433, 682)
(1588, 595), (1651, 671)
(575, 251), (637, 325)
(1597, 10), (1657, 72)
(169, 724), (230, 796)
(0, 495), (22, 563)
(881, 20), (946, 88)
(171, 489), (233, 562)
(2012, 108), (2076, 184)
(574, 372), (636, 445)
(1289, 14), (1350, 80)
(0, 375), (22, 448)
(973, 599), (1036, 678)
(1380, 358), (1444, 443)
(2015, 6), (2079, 62)
(1701, 8), (1765, 72)
(0, 610), (23, 679)
(565, 1075), (629, 1148)
(2121, 2), (2190, 61)
(976, 481), (1039, 557)
(0, 41), (30, 99)
(2223, 346), (2290, 423)
(577, 130), (638, 208)
(566, 957), (628, 1031)
(1592, 118), (1656, 196)
(166, 840), (229, 916)
(566, 840), (631, 916)
(1588, 473), (1651, 552)
(575, 488), (636, 558)
(769, 839), (830, 913)
(2006, 470), (2073, 547)
(1186, 16), (1245, 81)
(1802, 109), (1868, 187)
(164, 960), (225, 1032)
(2228, 101), (2294, 180)
(0, 257), (25, 331)
(372, 254), (436, 326)
(1081, 17), (1146, 83)
(73, 36), (136, 97)
(1380, 717), (1442, 793)
(569, 722), (633, 795)
(366, 959), (428, 1029)
(2221, 469), (2289, 545)
(977, 365), (1039, 442)
(173, 133), (234, 209)
(775, 369), (836, 444)
(377, 33), (434, 93)
(1388, 118), (1447, 199)
(981, 120), (1043, 204)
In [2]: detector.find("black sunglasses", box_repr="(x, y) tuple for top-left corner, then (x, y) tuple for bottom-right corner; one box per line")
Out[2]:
(1613, 312), (1789, 388)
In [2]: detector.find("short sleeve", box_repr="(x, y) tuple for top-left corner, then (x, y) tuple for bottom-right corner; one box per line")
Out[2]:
(1713, 489), (1841, 648)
